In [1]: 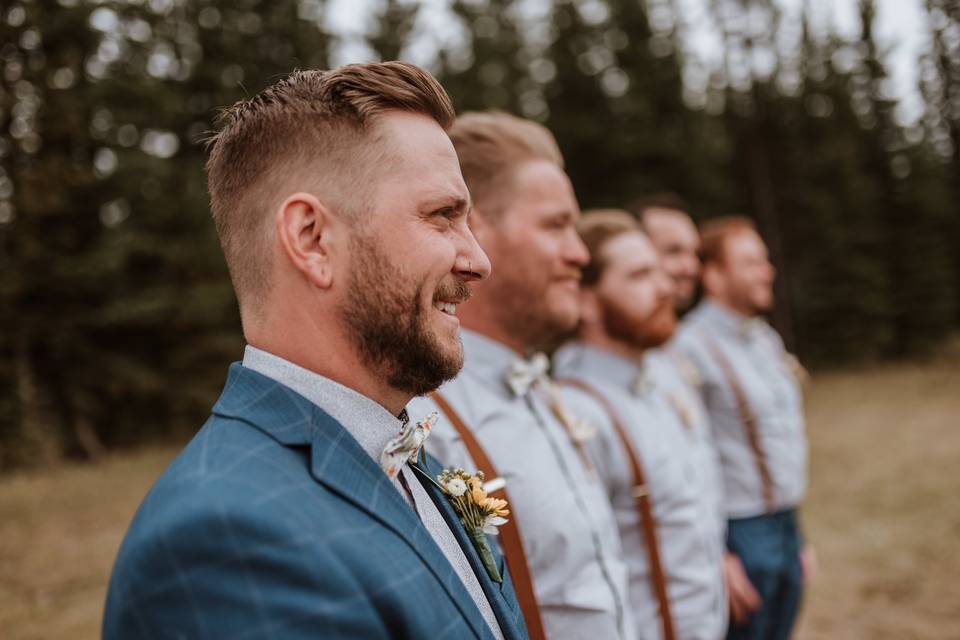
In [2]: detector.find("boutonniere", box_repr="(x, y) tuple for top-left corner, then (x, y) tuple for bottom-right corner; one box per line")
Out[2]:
(667, 392), (695, 432)
(544, 382), (597, 443)
(782, 352), (810, 387)
(413, 466), (509, 583)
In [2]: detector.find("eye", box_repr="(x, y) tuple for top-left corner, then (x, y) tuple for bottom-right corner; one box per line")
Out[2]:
(432, 206), (462, 224)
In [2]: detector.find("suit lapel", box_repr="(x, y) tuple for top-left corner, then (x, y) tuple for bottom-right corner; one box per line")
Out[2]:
(212, 364), (492, 640)
(412, 456), (528, 640)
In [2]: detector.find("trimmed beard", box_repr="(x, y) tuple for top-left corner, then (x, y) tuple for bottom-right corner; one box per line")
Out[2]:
(339, 230), (467, 396)
(601, 293), (676, 351)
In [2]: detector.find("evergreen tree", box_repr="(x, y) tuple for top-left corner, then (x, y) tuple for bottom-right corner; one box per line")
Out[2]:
(368, 0), (419, 62)
(438, 0), (532, 114)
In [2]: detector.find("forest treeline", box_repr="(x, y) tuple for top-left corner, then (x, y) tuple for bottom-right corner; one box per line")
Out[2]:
(1, 0), (958, 469)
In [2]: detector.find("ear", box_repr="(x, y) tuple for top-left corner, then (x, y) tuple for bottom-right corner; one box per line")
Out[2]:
(275, 192), (338, 290)
(701, 263), (723, 298)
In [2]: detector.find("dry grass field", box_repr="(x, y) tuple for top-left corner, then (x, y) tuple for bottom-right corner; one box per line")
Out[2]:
(1, 345), (958, 640)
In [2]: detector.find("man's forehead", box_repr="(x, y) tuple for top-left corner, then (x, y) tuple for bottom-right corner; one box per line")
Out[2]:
(374, 114), (469, 198)
(606, 231), (658, 266)
(646, 208), (696, 235)
(726, 229), (767, 257)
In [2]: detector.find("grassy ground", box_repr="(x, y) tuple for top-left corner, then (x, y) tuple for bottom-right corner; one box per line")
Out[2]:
(797, 342), (960, 640)
(1, 347), (958, 639)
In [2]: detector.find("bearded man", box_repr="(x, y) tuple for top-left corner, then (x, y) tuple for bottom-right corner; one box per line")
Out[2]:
(675, 217), (810, 640)
(103, 63), (528, 640)
(634, 198), (763, 633)
(407, 112), (634, 640)
(553, 210), (727, 640)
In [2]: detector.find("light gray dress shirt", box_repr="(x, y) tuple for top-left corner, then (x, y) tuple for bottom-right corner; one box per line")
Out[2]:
(406, 330), (635, 640)
(242, 346), (504, 640)
(554, 343), (728, 640)
(674, 300), (808, 519)
(645, 347), (727, 546)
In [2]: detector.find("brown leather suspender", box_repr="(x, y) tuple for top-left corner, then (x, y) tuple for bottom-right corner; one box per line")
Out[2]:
(554, 378), (677, 640)
(430, 391), (547, 640)
(702, 338), (776, 513)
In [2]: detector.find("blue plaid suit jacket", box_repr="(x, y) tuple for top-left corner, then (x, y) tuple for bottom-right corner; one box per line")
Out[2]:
(103, 364), (529, 639)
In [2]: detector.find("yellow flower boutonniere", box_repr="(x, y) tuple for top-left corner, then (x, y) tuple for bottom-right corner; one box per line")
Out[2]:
(436, 468), (509, 583)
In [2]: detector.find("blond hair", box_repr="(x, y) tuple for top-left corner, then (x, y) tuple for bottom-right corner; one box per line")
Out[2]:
(448, 111), (563, 219)
(205, 62), (455, 309)
(577, 209), (642, 286)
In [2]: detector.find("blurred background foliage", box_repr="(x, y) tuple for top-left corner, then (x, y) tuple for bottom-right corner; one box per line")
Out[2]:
(1, 0), (958, 470)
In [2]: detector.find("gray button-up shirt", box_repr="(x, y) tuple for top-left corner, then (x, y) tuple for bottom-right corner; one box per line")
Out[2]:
(242, 346), (504, 640)
(674, 300), (808, 518)
(406, 330), (634, 640)
(554, 343), (728, 640)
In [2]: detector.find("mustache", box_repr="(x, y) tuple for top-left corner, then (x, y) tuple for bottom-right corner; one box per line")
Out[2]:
(434, 279), (472, 304)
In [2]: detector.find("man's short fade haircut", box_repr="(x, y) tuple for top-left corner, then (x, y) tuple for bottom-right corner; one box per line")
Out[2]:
(205, 61), (455, 312)
(448, 110), (564, 220)
(577, 208), (642, 287)
(699, 215), (758, 266)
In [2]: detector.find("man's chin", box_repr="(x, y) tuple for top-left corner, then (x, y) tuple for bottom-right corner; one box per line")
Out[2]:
(752, 295), (774, 314)
(672, 292), (695, 312)
(547, 307), (580, 338)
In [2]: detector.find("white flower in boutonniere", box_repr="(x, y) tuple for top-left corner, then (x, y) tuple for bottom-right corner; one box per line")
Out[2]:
(445, 477), (468, 497)
(437, 468), (510, 583)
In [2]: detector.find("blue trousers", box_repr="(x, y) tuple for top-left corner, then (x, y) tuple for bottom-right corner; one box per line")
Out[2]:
(725, 509), (803, 640)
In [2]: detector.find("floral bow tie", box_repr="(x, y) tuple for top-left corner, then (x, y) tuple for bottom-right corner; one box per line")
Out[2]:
(380, 412), (438, 479)
(738, 318), (766, 341)
(506, 352), (551, 397)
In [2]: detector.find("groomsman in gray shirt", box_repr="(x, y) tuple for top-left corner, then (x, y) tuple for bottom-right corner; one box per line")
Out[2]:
(674, 217), (810, 640)
(634, 198), (763, 629)
(553, 210), (727, 640)
(407, 112), (634, 640)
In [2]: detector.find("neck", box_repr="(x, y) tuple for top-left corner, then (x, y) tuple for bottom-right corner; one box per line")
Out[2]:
(458, 299), (529, 356)
(707, 294), (754, 319)
(247, 308), (411, 417)
(576, 326), (646, 365)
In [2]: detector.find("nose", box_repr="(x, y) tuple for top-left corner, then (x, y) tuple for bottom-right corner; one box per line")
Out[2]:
(656, 269), (674, 299)
(565, 226), (590, 267)
(455, 224), (492, 282)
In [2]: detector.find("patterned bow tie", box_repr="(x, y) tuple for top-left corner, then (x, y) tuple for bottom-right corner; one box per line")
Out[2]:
(506, 352), (551, 397)
(738, 318), (765, 341)
(380, 411), (438, 479)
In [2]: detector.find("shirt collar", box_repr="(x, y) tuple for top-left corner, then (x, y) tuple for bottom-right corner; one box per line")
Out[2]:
(696, 298), (755, 340)
(554, 342), (645, 393)
(241, 345), (407, 462)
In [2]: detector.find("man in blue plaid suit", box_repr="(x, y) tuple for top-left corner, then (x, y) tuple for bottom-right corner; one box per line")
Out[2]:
(103, 62), (528, 640)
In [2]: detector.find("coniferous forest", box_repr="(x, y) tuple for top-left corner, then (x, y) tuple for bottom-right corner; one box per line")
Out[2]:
(2, 0), (959, 469)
